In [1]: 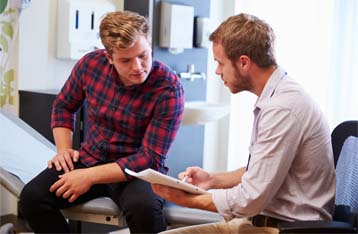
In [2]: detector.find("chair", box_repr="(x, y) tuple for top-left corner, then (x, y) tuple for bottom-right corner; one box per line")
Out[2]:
(277, 120), (358, 233)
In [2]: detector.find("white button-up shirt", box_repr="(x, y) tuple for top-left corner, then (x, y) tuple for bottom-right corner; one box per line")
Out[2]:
(212, 67), (336, 222)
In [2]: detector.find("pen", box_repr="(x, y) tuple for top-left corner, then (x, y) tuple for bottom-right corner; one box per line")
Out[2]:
(181, 175), (189, 183)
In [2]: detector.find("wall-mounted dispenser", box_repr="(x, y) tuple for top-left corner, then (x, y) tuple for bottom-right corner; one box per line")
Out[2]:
(56, 0), (115, 60)
(159, 2), (194, 54)
(194, 17), (211, 48)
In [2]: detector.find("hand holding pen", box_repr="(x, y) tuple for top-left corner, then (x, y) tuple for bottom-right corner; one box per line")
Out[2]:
(181, 175), (189, 183)
(178, 166), (212, 190)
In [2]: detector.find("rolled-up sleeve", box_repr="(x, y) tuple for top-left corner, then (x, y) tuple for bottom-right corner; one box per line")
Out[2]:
(212, 189), (235, 220)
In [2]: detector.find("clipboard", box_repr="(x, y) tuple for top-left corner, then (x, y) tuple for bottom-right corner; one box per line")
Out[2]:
(124, 168), (209, 195)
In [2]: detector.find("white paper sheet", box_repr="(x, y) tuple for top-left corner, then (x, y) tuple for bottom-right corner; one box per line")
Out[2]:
(0, 110), (56, 183)
(125, 168), (210, 195)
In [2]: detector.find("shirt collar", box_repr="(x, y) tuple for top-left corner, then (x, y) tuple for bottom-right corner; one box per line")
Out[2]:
(254, 67), (287, 111)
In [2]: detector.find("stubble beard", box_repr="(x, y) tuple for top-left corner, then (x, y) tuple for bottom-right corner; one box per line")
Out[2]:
(231, 66), (252, 94)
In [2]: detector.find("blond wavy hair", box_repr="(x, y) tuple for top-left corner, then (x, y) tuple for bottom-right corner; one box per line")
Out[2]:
(100, 11), (150, 55)
(209, 13), (277, 68)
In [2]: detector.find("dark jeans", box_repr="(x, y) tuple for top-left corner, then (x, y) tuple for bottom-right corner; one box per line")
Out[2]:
(19, 162), (166, 233)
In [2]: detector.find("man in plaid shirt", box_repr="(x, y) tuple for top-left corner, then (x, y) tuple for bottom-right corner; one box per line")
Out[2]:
(19, 11), (184, 234)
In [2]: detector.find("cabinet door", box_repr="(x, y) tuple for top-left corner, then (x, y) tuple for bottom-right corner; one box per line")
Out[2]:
(19, 90), (82, 149)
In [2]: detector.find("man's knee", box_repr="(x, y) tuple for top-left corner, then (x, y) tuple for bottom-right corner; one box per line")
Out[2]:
(124, 195), (163, 215)
(19, 183), (37, 216)
(123, 196), (166, 233)
(19, 178), (52, 217)
(118, 180), (164, 215)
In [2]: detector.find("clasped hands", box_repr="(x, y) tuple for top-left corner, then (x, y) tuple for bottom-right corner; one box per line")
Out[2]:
(48, 149), (92, 203)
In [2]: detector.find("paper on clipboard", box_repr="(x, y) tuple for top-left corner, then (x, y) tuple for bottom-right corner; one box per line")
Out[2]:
(124, 168), (210, 195)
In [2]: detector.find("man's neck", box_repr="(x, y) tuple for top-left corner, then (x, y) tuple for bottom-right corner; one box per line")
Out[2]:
(250, 65), (277, 96)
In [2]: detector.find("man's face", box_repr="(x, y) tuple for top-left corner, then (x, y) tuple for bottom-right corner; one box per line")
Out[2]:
(107, 35), (152, 87)
(212, 42), (251, 94)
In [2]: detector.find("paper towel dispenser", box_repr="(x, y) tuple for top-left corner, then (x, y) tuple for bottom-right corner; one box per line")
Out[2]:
(194, 17), (211, 48)
(159, 2), (194, 54)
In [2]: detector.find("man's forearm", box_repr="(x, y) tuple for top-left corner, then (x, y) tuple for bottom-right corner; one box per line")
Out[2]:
(87, 163), (127, 184)
(153, 185), (218, 213)
(189, 194), (217, 212)
(211, 167), (246, 189)
(53, 127), (73, 151)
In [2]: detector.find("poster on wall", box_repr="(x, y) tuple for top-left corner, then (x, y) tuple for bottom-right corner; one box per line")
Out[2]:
(0, 0), (19, 115)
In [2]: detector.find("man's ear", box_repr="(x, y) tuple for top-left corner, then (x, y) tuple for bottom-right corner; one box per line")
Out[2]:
(238, 55), (251, 71)
(104, 51), (113, 64)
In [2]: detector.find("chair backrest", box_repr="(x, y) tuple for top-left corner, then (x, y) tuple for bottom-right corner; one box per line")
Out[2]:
(331, 121), (358, 224)
(331, 121), (358, 167)
(335, 136), (358, 212)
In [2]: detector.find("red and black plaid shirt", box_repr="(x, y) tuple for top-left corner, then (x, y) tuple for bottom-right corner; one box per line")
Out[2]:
(51, 50), (184, 178)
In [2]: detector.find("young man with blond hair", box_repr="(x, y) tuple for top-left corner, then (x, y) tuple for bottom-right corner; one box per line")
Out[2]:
(20, 11), (184, 234)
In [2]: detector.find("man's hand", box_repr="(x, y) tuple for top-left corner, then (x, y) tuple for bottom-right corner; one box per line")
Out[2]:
(151, 184), (217, 212)
(48, 149), (79, 172)
(151, 184), (193, 207)
(178, 166), (213, 190)
(50, 168), (92, 203)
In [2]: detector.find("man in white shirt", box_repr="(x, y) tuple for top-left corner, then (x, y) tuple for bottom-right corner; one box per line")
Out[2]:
(151, 13), (336, 234)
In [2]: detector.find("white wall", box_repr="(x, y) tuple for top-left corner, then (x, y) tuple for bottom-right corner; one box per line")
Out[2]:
(203, 0), (235, 172)
(19, 0), (71, 90)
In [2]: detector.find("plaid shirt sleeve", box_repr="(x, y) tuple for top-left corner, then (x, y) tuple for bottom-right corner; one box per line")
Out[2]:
(51, 58), (85, 131)
(116, 77), (184, 179)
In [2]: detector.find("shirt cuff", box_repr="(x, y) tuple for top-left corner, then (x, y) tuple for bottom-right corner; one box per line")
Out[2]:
(212, 189), (235, 221)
